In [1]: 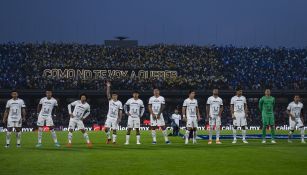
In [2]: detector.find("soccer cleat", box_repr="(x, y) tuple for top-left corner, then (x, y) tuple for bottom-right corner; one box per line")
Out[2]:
(261, 140), (266, 144)
(165, 141), (171, 144)
(124, 142), (129, 145)
(87, 142), (93, 148)
(192, 139), (197, 144)
(232, 139), (237, 144)
(301, 140), (306, 144)
(242, 140), (248, 144)
(66, 143), (72, 148)
(112, 142), (116, 145)
(106, 139), (111, 144)
(208, 140), (212, 145)
(136, 142), (141, 145)
(36, 143), (42, 148)
(216, 140), (222, 144)
(54, 142), (61, 147)
(16, 144), (21, 148)
(4, 144), (10, 148)
(152, 141), (157, 145)
(271, 140), (276, 144)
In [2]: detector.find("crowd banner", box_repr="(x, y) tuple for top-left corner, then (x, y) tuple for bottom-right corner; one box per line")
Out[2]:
(43, 69), (178, 80)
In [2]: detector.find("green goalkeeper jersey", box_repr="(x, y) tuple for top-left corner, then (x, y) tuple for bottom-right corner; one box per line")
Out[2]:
(258, 96), (275, 117)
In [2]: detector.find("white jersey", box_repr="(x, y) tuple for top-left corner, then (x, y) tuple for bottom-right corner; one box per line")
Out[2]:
(107, 100), (123, 119)
(148, 96), (165, 115)
(6, 98), (26, 121)
(230, 95), (247, 113)
(171, 113), (181, 126)
(207, 96), (223, 116)
(287, 102), (303, 118)
(125, 98), (144, 118)
(39, 97), (58, 117)
(68, 100), (90, 120)
(183, 98), (198, 117)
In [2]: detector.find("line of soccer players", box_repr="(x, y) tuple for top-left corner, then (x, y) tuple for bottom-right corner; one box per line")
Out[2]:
(2, 83), (305, 148)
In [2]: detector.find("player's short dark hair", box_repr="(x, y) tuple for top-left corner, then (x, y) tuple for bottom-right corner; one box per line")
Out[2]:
(153, 87), (159, 91)
(79, 93), (87, 99)
(46, 88), (53, 92)
(111, 91), (118, 95)
(45, 85), (53, 92)
(264, 85), (271, 90)
(11, 89), (18, 93)
(236, 86), (243, 91)
(189, 90), (195, 94)
(133, 90), (140, 94)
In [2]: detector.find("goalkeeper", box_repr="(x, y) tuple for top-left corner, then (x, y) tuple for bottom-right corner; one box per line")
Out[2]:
(259, 88), (276, 144)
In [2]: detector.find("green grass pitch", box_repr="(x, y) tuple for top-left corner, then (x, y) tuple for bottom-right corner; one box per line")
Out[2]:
(0, 130), (306, 175)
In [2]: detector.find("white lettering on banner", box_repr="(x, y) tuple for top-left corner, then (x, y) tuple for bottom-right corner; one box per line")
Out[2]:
(0, 128), (34, 132)
(0, 126), (306, 132)
(43, 69), (178, 80)
(62, 127), (93, 131)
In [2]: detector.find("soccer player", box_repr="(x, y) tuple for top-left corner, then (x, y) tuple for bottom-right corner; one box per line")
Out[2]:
(259, 88), (276, 144)
(2, 90), (26, 148)
(124, 91), (145, 145)
(171, 109), (181, 136)
(148, 88), (170, 144)
(105, 81), (123, 144)
(230, 87), (249, 144)
(67, 93), (92, 148)
(182, 90), (201, 144)
(36, 89), (60, 147)
(206, 89), (223, 144)
(286, 95), (305, 143)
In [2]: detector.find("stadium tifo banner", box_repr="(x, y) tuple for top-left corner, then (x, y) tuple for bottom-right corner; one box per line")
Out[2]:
(0, 125), (306, 132)
(42, 69), (177, 80)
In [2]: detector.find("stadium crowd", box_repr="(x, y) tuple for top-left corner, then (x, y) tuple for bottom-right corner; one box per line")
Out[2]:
(0, 43), (306, 127)
(1, 43), (307, 90)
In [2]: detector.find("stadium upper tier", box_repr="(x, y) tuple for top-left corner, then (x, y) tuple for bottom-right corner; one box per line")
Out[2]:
(0, 43), (306, 90)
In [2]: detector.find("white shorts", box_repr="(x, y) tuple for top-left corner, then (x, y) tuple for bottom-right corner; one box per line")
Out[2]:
(127, 116), (140, 129)
(68, 118), (85, 130)
(37, 115), (54, 127)
(150, 114), (165, 127)
(233, 112), (247, 127)
(186, 117), (198, 128)
(289, 118), (304, 130)
(7, 119), (22, 128)
(105, 117), (118, 130)
(209, 115), (221, 126)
